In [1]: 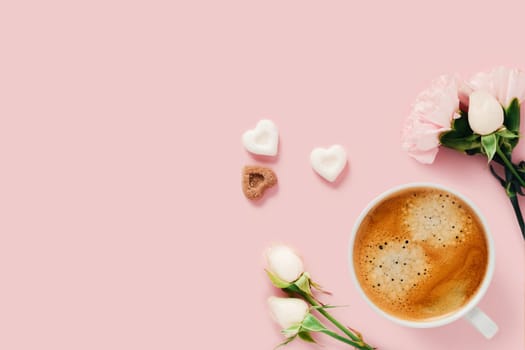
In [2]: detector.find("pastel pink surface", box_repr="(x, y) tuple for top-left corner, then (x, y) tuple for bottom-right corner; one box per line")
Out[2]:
(0, 1), (524, 350)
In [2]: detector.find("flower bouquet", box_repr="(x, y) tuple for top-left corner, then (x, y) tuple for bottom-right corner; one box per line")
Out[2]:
(402, 67), (525, 240)
(265, 245), (375, 349)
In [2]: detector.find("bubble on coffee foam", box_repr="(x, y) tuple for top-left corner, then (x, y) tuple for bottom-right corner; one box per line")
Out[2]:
(360, 238), (430, 305)
(403, 191), (470, 247)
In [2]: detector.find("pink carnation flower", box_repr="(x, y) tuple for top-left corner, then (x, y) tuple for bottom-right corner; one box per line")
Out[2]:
(465, 66), (525, 108)
(402, 75), (460, 164)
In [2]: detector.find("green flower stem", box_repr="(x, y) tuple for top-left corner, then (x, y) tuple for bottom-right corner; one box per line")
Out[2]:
(320, 329), (367, 349)
(495, 147), (525, 187)
(301, 293), (374, 350)
(509, 195), (525, 240)
(493, 147), (525, 240)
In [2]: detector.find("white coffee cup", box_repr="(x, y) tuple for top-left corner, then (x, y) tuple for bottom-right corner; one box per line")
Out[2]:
(348, 182), (498, 339)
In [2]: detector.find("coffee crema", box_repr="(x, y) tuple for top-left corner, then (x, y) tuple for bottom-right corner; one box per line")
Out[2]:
(353, 187), (488, 321)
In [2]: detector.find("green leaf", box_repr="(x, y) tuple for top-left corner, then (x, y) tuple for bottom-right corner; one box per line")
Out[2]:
(440, 130), (481, 153)
(301, 314), (327, 332)
(499, 138), (515, 155)
(481, 134), (498, 162)
(502, 99), (521, 151)
(451, 113), (474, 136)
(293, 273), (313, 296)
(496, 128), (519, 139)
(297, 331), (316, 343)
(504, 98), (521, 133)
(309, 279), (331, 295)
(281, 324), (301, 338)
(439, 114), (484, 153)
(466, 148), (481, 156)
(265, 269), (292, 289)
(274, 335), (296, 349)
(506, 182), (517, 198)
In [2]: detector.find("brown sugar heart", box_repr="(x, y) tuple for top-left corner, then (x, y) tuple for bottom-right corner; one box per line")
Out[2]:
(242, 166), (277, 200)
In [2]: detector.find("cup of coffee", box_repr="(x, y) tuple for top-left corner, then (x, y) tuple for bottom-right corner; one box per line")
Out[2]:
(348, 183), (498, 338)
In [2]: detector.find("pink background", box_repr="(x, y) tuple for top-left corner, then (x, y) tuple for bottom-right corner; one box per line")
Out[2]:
(0, 1), (524, 349)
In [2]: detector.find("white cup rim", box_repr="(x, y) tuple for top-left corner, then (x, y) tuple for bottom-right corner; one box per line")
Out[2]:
(348, 182), (495, 328)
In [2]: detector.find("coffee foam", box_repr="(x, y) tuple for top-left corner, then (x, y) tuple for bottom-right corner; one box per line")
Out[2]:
(353, 188), (488, 321)
(403, 191), (471, 247)
(358, 238), (431, 310)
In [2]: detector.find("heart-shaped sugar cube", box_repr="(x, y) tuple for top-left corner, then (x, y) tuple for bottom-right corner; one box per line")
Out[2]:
(310, 145), (347, 182)
(242, 119), (279, 156)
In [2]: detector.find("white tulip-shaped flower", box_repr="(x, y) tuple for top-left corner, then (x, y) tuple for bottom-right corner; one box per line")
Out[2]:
(468, 90), (504, 135)
(268, 296), (309, 333)
(264, 244), (374, 349)
(266, 245), (304, 283)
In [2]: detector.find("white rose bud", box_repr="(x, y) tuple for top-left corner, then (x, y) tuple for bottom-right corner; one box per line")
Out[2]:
(266, 245), (304, 282)
(468, 90), (504, 135)
(268, 296), (309, 331)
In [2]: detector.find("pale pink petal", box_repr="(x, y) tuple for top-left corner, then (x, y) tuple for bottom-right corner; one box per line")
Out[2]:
(458, 82), (473, 110)
(494, 67), (525, 107)
(415, 129), (442, 150)
(413, 120), (443, 150)
(414, 75), (460, 128)
(402, 75), (458, 164)
(491, 67), (511, 106)
(467, 67), (525, 107)
(407, 148), (440, 164)
(467, 71), (492, 94)
(402, 116), (447, 164)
